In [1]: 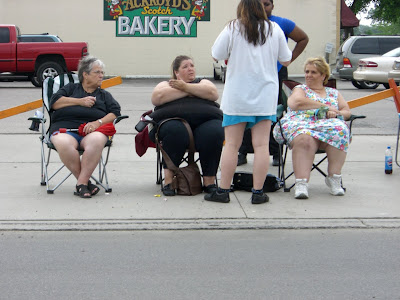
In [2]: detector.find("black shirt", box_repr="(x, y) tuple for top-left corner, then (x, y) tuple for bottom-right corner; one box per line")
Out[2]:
(49, 83), (121, 134)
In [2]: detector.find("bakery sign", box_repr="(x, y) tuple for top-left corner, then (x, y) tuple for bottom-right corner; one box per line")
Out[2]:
(104, 0), (210, 37)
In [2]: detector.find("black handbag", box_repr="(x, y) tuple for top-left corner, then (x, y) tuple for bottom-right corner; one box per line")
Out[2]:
(232, 172), (282, 192)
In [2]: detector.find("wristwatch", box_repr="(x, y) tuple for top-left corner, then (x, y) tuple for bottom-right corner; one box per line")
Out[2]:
(98, 119), (103, 125)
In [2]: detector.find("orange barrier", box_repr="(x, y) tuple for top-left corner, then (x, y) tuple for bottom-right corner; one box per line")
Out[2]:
(347, 79), (400, 109)
(388, 79), (400, 113)
(0, 76), (122, 120)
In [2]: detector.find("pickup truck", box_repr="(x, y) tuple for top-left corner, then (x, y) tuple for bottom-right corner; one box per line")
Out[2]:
(0, 24), (88, 87)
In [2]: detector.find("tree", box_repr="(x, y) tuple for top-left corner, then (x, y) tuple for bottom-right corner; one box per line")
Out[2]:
(345, 0), (400, 25)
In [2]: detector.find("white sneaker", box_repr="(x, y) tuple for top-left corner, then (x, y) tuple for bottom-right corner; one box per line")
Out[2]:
(325, 174), (345, 196)
(294, 179), (309, 199)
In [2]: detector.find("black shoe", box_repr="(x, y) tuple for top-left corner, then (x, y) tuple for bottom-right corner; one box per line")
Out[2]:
(237, 153), (247, 166)
(272, 156), (280, 167)
(162, 184), (176, 196)
(203, 184), (218, 194)
(204, 190), (230, 203)
(251, 192), (269, 204)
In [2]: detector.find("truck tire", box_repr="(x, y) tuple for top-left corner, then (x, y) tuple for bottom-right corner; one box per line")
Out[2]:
(36, 61), (64, 86)
(28, 74), (41, 87)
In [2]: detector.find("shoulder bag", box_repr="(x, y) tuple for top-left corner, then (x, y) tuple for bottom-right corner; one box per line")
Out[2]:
(156, 118), (203, 196)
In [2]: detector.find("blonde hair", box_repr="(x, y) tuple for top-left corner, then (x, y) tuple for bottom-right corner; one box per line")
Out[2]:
(304, 57), (330, 85)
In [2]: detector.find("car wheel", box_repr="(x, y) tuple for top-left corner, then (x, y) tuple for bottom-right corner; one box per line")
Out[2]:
(28, 74), (41, 87)
(213, 69), (219, 80)
(221, 68), (226, 83)
(359, 81), (380, 89)
(383, 82), (399, 89)
(37, 61), (64, 86)
(351, 80), (363, 89)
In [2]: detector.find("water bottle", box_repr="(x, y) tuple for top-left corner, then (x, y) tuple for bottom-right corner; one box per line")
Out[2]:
(385, 146), (393, 174)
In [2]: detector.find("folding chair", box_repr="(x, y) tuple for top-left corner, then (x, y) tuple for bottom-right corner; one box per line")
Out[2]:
(28, 73), (128, 194)
(388, 79), (400, 167)
(135, 111), (204, 191)
(277, 79), (366, 192)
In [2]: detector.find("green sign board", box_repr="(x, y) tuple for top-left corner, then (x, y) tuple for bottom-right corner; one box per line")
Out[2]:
(104, 0), (210, 37)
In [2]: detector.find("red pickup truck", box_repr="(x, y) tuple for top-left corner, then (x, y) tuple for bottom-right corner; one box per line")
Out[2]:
(0, 24), (88, 87)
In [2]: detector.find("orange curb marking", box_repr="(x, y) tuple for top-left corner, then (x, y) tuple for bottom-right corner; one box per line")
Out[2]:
(0, 76), (122, 120)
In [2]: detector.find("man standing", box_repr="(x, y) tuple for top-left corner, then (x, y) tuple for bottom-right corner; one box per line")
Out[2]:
(238, 0), (309, 166)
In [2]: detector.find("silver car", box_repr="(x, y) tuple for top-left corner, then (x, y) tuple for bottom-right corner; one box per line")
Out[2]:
(332, 35), (400, 89)
(388, 59), (400, 82)
(353, 47), (400, 89)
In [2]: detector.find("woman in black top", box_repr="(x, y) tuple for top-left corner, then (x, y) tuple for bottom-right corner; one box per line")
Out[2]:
(150, 55), (224, 196)
(50, 56), (121, 198)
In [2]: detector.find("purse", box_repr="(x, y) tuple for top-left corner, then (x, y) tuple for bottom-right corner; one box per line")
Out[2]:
(156, 118), (203, 196)
(232, 171), (282, 192)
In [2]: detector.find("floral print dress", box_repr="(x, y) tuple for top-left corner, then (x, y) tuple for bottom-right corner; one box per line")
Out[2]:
(273, 84), (351, 152)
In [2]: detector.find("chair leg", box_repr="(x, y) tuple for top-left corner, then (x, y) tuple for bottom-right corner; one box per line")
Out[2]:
(396, 118), (400, 167)
(156, 145), (163, 185)
(93, 149), (112, 193)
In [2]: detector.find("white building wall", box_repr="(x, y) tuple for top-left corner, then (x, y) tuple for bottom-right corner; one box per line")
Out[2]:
(0, 0), (338, 77)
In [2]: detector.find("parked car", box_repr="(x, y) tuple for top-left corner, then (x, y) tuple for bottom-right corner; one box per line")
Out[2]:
(332, 35), (400, 89)
(353, 47), (400, 89)
(18, 33), (62, 43)
(213, 59), (227, 83)
(388, 59), (400, 82)
(0, 24), (88, 87)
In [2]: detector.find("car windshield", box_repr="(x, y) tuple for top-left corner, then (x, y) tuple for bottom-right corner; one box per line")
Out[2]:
(383, 47), (400, 57)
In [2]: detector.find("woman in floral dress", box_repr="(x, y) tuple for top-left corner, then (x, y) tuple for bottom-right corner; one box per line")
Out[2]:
(273, 57), (351, 199)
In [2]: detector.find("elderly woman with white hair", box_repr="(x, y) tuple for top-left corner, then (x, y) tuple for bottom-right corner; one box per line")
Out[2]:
(49, 56), (121, 198)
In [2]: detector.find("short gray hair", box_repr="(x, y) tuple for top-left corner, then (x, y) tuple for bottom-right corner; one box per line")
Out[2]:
(77, 56), (105, 82)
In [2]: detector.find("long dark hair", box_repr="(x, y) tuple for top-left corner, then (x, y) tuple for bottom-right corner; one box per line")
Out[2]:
(235, 0), (272, 46)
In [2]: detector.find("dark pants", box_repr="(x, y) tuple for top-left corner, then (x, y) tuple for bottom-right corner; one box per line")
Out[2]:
(150, 119), (224, 176)
(238, 66), (288, 157)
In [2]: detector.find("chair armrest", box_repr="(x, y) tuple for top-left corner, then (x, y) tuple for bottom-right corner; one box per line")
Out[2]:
(348, 114), (366, 132)
(28, 116), (46, 123)
(114, 115), (129, 125)
(276, 104), (285, 120)
(348, 114), (366, 121)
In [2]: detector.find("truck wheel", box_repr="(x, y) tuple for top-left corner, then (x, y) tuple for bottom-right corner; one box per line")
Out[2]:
(37, 62), (64, 86)
(28, 74), (41, 87)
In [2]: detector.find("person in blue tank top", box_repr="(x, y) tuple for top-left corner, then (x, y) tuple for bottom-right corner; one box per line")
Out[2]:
(237, 0), (309, 167)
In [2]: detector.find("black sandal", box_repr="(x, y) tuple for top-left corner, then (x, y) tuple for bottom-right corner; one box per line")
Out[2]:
(88, 180), (100, 196)
(74, 184), (92, 198)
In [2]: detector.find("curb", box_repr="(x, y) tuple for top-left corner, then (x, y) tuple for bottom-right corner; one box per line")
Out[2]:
(1, 218), (400, 231)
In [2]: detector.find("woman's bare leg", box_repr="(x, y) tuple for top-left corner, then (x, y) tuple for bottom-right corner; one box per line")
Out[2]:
(251, 120), (271, 190)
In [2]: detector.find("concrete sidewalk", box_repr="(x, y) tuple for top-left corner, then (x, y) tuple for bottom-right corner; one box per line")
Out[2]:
(1, 132), (399, 231)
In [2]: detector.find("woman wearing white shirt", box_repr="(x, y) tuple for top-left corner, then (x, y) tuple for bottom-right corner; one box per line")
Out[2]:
(207, 0), (292, 204)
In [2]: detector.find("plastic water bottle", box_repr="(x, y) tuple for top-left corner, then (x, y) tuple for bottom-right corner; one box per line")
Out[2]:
(385, 146), (393, 174)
